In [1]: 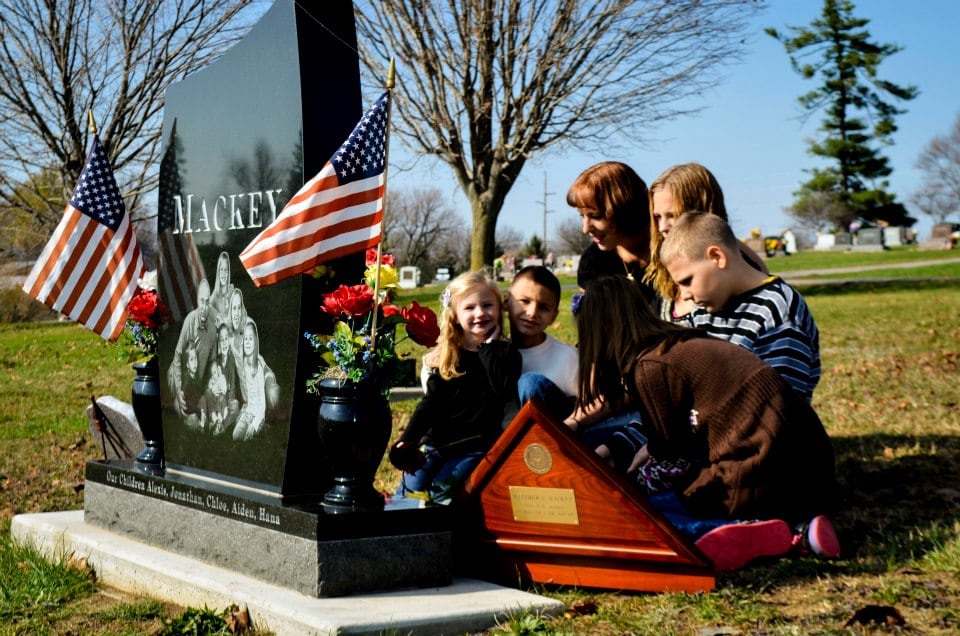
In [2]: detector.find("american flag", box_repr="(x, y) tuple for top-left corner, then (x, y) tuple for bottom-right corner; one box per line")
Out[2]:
(21, 135), (144, 341)
(240, 91), (390, 287)
(156, 121), (205, 321)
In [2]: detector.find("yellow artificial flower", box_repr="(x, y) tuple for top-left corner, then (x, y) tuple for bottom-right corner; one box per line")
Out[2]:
(365, 263), (399, 290)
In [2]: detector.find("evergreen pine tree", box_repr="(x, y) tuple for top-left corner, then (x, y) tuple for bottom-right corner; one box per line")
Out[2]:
(767, 0), (917, 229)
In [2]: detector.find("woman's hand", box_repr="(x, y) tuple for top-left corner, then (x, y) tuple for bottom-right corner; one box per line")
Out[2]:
(594, 442), (649, 474)
(627, 445), (650, 473)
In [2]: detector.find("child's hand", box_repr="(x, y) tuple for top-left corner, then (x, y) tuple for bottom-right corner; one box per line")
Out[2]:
(423, 349), (440, 369)
(389, 441), (426, 474)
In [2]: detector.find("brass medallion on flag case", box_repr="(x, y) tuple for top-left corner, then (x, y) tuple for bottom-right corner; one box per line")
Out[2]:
(523, 443), (552, 474)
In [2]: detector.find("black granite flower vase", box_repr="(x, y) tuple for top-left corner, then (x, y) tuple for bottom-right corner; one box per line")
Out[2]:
(316, 377), (392, 513)
(131, 357), (163, 465)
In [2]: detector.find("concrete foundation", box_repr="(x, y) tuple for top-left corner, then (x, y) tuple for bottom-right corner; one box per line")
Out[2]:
(12, 510), (564, 635)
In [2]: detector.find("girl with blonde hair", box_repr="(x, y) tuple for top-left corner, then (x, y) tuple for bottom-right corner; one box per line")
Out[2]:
(391, 271), (520, 504)
(209, 251), (234, 325)
(644, 162), (766, 319)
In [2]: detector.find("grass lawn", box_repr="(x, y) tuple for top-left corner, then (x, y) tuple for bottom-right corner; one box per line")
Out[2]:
(1, 253), (959, 634)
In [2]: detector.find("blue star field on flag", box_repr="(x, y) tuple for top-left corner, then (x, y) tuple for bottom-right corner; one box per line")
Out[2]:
(69, 139), (125, 231)
(330, 92), (389, 183)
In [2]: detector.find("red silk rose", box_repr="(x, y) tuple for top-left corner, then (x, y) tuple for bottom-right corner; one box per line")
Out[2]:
(321, 284), (375, 317)
(401, 301), (440, 347)
(365, 248), (396, 268)
(381, 304), (401, 318)
(127, 288), (170, 329)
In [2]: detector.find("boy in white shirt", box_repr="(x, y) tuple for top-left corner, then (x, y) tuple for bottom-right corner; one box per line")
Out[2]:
(506, 265), (578, 422)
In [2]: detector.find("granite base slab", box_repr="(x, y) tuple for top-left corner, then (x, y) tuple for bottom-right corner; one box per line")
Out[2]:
(84, 459), (452, 597)
(11, 510), (565, 636)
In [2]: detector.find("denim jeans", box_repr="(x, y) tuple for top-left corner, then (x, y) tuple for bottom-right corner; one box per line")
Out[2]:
(517, 372), (575, 422)
(394, 445), (484, 505)
(648, 491), (729, 539)
(578, 409), (645, 448)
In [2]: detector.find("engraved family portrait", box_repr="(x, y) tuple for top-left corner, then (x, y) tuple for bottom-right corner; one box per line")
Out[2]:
(166, 250), (278, 441)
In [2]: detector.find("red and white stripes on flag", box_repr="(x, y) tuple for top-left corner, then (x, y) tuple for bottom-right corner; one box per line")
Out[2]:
(240, 91), (390, 287)
(156, 120), (205, 321)
(158, 231), (205, 322)
(21, 135), (143, 341)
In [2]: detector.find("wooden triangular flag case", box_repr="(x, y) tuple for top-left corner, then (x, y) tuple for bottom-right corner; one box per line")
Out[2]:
(461, 400), (715, 593)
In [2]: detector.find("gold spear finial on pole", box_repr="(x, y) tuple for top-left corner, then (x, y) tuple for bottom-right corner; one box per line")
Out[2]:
(87, 110), (97, 136)
(387, 57), (395, 90)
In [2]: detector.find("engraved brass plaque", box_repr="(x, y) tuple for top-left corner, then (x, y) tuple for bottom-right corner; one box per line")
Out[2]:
(509, 486), (579, 525)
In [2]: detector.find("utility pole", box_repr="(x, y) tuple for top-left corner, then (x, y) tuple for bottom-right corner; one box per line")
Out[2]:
(536, 171), (554, 260)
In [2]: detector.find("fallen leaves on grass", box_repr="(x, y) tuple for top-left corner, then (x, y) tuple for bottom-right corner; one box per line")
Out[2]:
(845, 604), (906, 627)
(564, 599), (598, 618)
(225, 603), (251, 633)
(67, 554), (96, 579)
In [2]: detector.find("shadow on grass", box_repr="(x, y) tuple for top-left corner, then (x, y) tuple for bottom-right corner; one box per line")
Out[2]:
(833, 434), (960, 568)
(797, 278), (960, 296)
(730, 433), (960, 589)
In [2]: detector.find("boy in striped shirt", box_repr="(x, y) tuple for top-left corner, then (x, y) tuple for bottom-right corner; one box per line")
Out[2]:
(659, 211), (820, 402)
(653, 210), (837, 569)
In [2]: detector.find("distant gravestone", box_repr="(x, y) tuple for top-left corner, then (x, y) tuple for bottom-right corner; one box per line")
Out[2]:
(919, 223), (951, 249)
(930, 223), (954, 240)
(883, 226), (904, 246)
(833, 232), (853, 247)
(932, 223), (958, 246)
(855, 227), (885, 251)
(814, 233), (836, 250)
(398, 265), (420, 289)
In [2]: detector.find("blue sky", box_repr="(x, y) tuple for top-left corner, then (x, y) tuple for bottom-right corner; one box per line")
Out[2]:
(386, 1), (959, 248)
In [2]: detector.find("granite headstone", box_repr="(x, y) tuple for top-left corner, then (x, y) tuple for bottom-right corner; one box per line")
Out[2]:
(83, 0), (454, 597)
(814, 233), (836, 250)
(833, 232), (853, 247)
(856, 227), (884, 247)
(154, 0), (364, 497)
(883, 226), (904, 246)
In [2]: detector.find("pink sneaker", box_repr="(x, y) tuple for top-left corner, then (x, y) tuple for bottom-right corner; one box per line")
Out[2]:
(804, 515), (841, 558)
(695, 520), (793, 572)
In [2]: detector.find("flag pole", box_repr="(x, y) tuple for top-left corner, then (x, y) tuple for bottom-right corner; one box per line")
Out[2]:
(369, 58), (395, 352)
(87, 110), (97, 136)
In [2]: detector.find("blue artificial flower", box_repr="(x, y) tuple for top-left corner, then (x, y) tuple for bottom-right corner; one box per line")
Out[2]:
(570, 292), (584, 316)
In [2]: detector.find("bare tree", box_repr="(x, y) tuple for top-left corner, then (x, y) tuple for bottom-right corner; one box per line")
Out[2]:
(356, 0), (763, 269)
(554, 216), (592, 255)
(431, 223), (473, 280)
(494, 224), (524, 257)
(913, 113), (960, 223)
(382, 187), (462, 268)
(0, 0), (259, 229)
(785, 190), (850, 233)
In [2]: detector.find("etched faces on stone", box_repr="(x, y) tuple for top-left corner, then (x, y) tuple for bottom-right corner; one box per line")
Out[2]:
(166, 250), (279, 443)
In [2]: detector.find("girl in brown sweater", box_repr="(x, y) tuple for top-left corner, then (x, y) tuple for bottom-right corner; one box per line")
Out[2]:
(576, 276), (840, 571)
